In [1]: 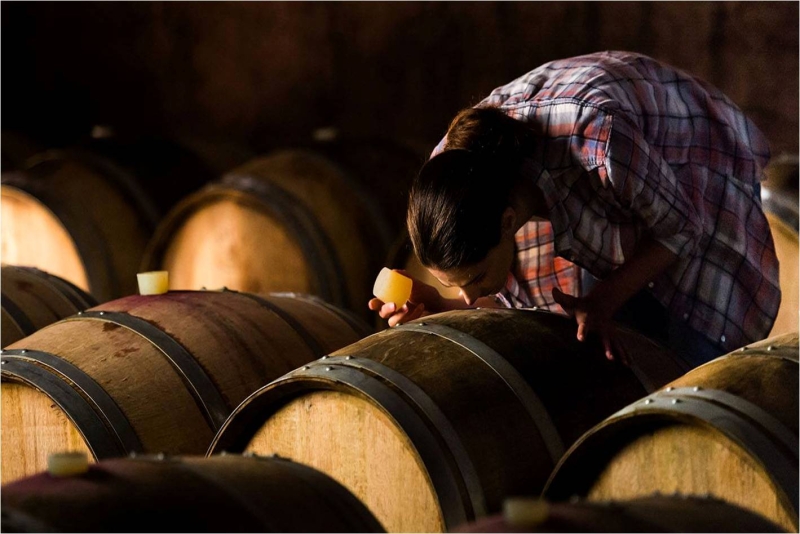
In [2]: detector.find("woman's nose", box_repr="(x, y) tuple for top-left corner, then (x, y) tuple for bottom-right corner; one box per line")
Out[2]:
(459, 288), (478, 306)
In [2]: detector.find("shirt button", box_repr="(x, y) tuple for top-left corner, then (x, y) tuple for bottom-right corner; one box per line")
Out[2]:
(647, 282), (655, 288)
(683, 313), (689, 320)
(720, 335), (727, 343)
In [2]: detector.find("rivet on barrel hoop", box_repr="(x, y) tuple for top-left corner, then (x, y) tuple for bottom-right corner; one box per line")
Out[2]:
(156, 453), (165, 460)
(768, 346), (775, 351)
(77, 311), (83, 315)
(418, 322), (427, 326)
(644, 399), (653, 404)
(671, 399), (681, 404)
(1, 361), (6, 365)
(693, 386), (701, 391)
(302, 366), (310, 370)
(345, 356), (353, 360)
(325, 366), (333, 371)
(20, 350), (27, 354)
(532, 306), (539, 311)
(741, 346), (748, 351)
(321, 355), (328, 360)
(665, 387), (673, 392)
(99, 311), (105, 316)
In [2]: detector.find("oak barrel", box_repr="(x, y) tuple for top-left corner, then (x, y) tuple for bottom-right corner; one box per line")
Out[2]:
(70, 134), (217, 217)
(1, 454), (383, 533)
(141, 149), (395, 320)
(307, 134), (425, 249)
(454, 495), (783, 532)
(1, 151), (157, 301)
(0, 289), (370, 485)
(1, 265), (97, 347)
(208, 308), (690, 532)
(544, 332), (799, 532)
(762, 187), (799, 337)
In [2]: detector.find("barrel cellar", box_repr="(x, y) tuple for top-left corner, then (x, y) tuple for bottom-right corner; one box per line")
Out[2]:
(544, 333), (799, 532)
(209, 309), (690, 532)
(1, 265), (98, 347)
(1, 454), (384, 533)
(0, 289), (370, 485)
(2, 3), (797, 534)
(141, 148), (399, 321)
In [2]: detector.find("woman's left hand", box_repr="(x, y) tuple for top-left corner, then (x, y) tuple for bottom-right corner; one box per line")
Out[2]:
(551, 288), (629, 365)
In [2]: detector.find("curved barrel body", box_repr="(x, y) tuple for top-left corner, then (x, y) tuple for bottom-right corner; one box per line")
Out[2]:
(1, 290), (370, 485)
(763, 190), (799, 337)
(142, 149), (393, 320)
(209, 308), (689, 532)
(1, 454), (383, 533)
(545, 332), (799, 532)
(454, 496), (783, 532)
(2, 265), (97, 347)
(1, 151), (157, 301)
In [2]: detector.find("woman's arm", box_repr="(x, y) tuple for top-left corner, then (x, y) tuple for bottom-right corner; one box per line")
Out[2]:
(553, 235), (678, 362)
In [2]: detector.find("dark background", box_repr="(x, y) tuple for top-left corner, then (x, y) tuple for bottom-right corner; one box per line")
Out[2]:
(2, 1), (798, 163)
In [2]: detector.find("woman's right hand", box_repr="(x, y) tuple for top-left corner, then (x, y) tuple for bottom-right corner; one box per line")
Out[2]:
(368, 271), (444, 327)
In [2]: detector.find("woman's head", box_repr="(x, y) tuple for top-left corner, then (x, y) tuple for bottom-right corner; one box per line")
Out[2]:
(407, 149), (515, 271)
(407, 106), (535, 271)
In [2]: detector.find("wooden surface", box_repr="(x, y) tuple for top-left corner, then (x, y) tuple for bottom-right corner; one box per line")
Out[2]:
(162, 198), (311, 295)
(1, 290), (367, 485)
(2, 455), (384, 533)
(249, 390), (439, 533)
(1, 155), (152, 301)
(1, 383), (93, 484)
(586, 425), (796, 532)
(145, 149), (385, 320)
(1, 187), (88, 293)
(766, 211), (799, 337)
(545, 332), (799, 532)
(211, 308), (688, 532)
(454, 495), (784, 532)
(1, 265), (97, 347)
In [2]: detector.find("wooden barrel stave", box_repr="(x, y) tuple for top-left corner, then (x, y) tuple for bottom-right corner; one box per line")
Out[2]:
(1, 155), (153, 301)
(1, 290), (368, 485)
(1, 455), (384, 533)
(544, 332), (799, 532)
(1, 265), (98, 347)
(143, 149), (392, 320)
(454, 496), (784, 532)
(209, 308), (688, 532)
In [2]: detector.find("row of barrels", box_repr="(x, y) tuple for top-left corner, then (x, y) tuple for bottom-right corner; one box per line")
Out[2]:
(1, 131), (456, 325)
(2, 280), (797, 531)
(3, 133), (798, 330)
(2, 455), (785, 533)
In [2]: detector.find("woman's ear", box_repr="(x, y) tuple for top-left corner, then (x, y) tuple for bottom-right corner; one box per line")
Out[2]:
(501, 207), (517, 237)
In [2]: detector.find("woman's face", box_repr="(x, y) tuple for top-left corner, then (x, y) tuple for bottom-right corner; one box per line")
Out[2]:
(428, 232), (516, 306)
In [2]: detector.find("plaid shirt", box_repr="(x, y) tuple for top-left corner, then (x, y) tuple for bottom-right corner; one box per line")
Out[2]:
(433, 51), (780, 353)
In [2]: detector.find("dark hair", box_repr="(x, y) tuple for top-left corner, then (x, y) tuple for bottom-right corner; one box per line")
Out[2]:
(407, 149), (517, 270)
(407, 106), (535, 270)
(444, 106), (536, 154)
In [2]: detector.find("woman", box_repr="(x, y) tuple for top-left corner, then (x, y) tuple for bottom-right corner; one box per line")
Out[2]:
(370, 51), (780, 367)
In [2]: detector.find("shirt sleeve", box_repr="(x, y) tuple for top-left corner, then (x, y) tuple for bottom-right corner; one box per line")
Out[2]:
(601, 114), (703, 258)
